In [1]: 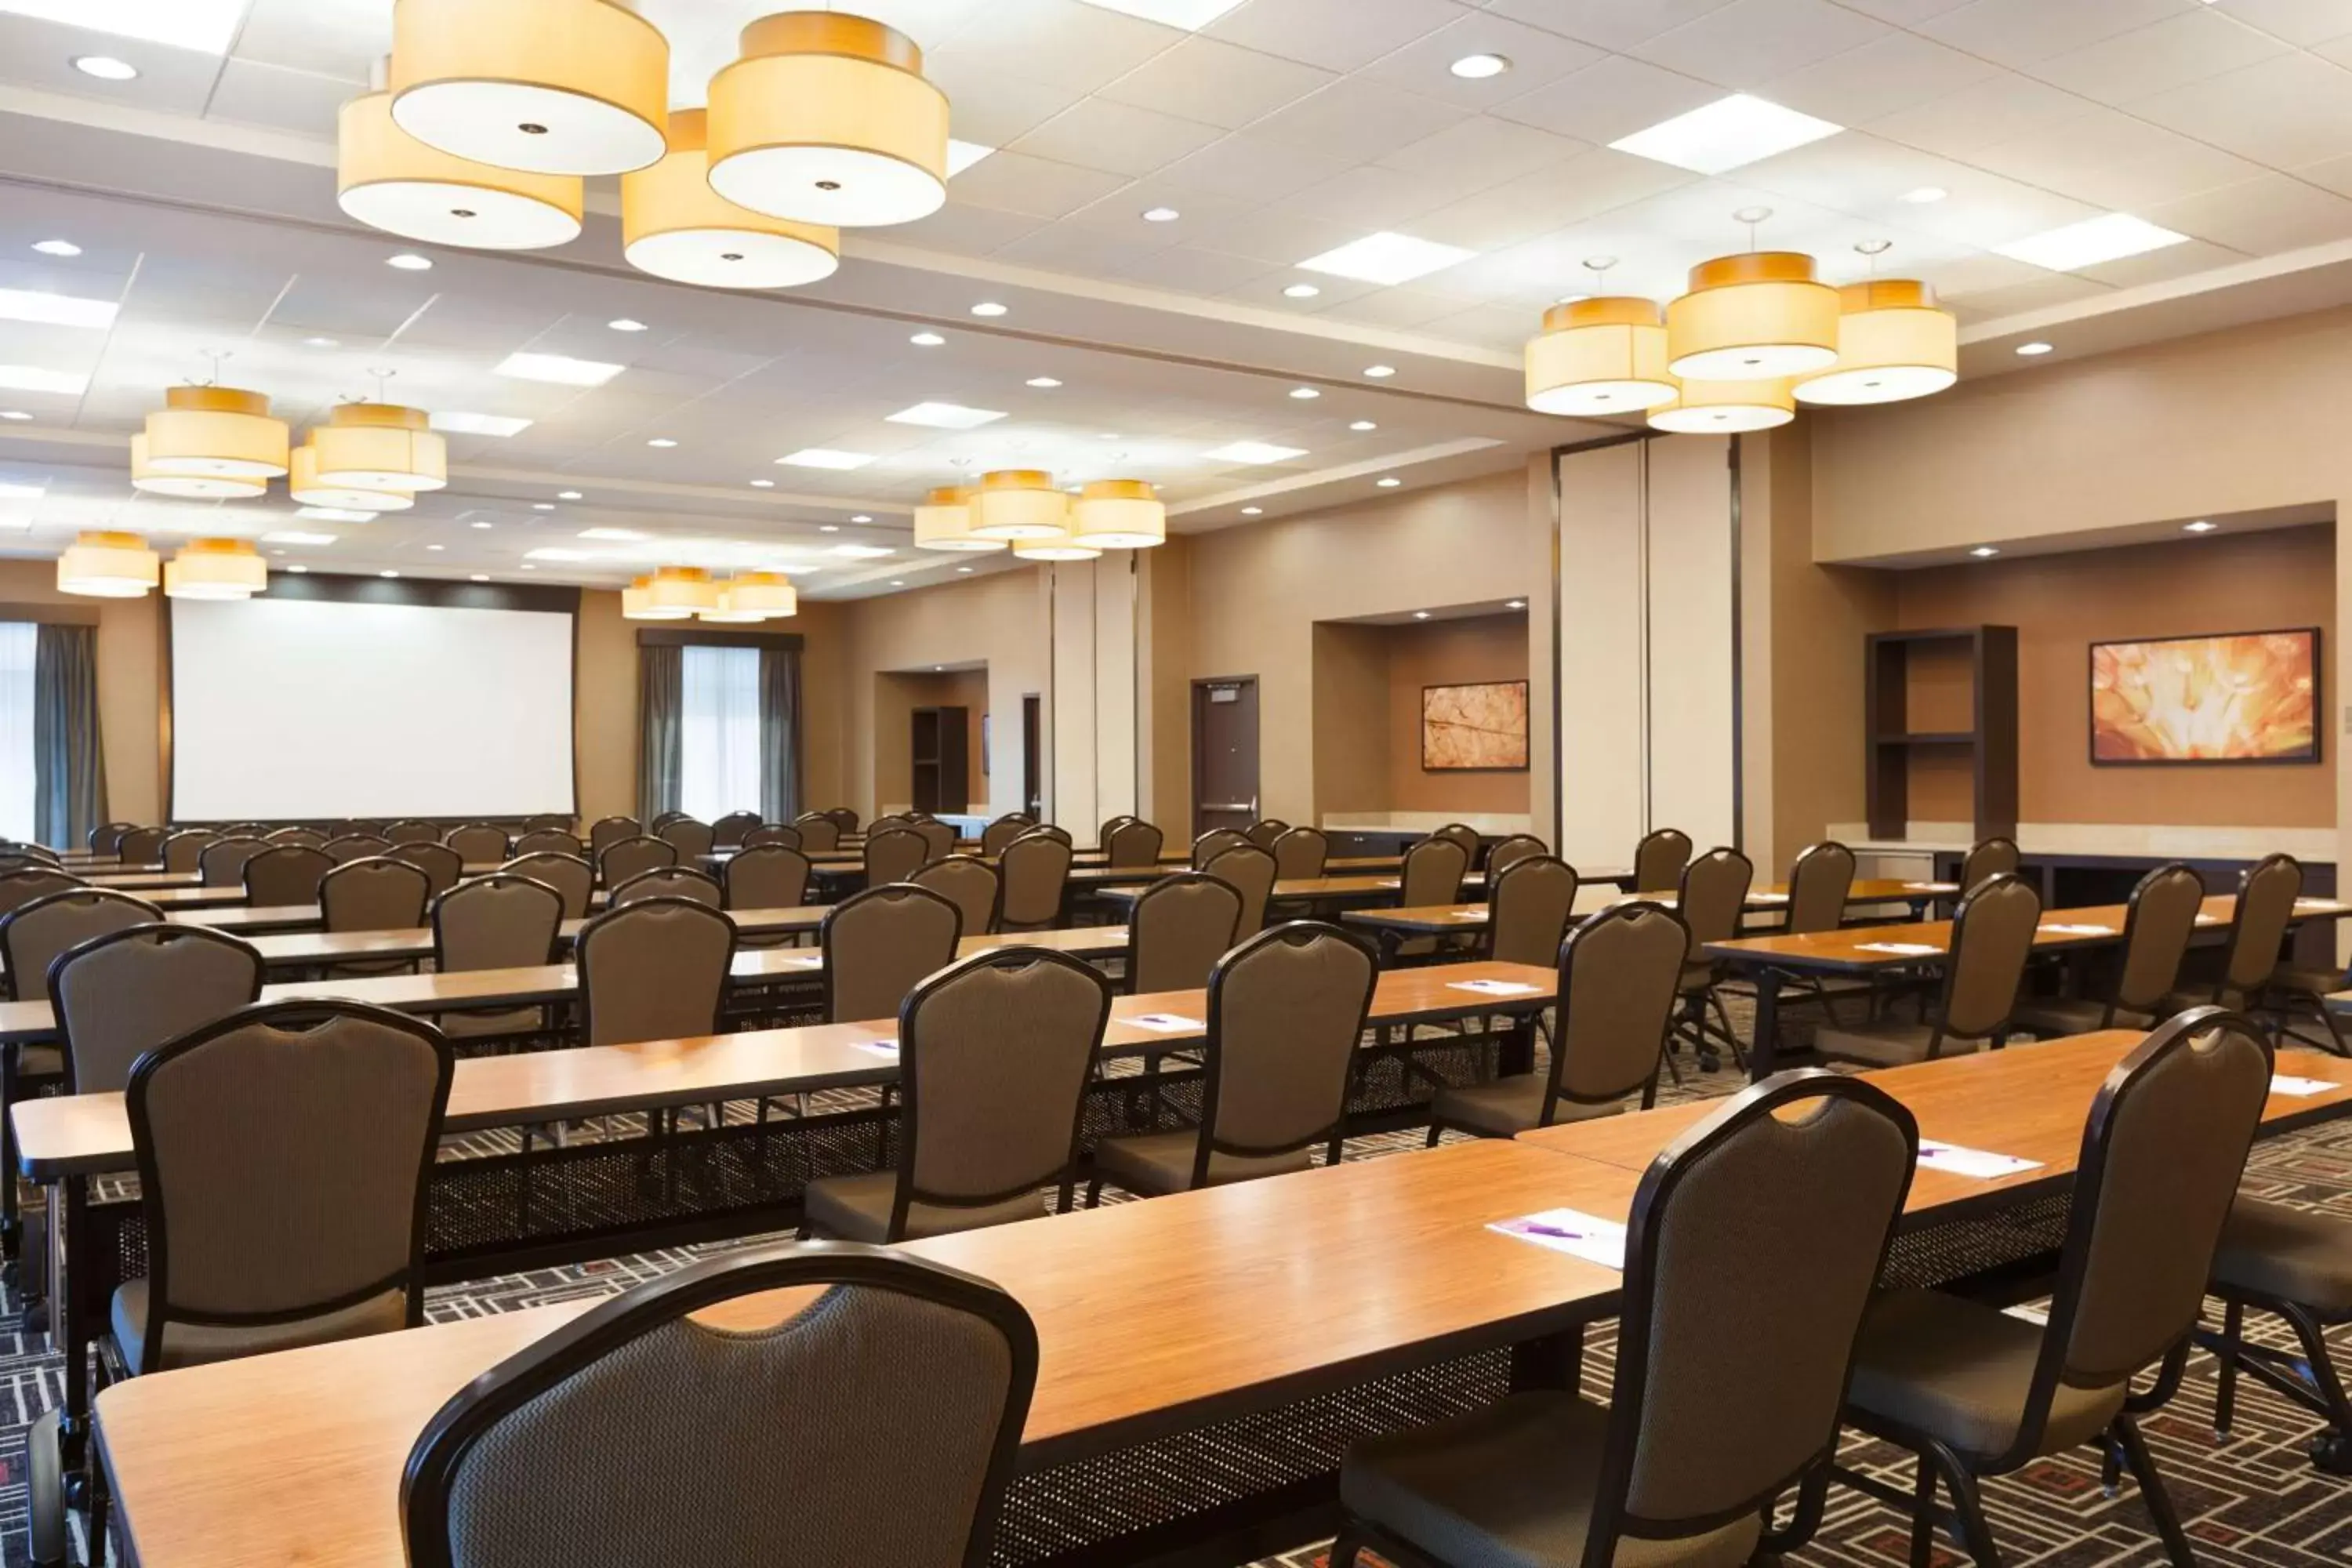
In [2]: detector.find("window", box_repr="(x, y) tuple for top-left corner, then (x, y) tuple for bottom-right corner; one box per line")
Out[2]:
(679, 643), (761, 823)
(0, 622), (34, 844)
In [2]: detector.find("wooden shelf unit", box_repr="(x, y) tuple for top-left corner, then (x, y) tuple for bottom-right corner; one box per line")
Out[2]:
(1865, 626), (2018, 842)
(911, 706), (971, 814)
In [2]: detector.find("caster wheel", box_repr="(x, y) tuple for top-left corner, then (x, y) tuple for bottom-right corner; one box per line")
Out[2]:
(2310, 1430), (2352, 1476)
(1696, 1053), (1722, 1074)
(26, 1407), (67, 1567)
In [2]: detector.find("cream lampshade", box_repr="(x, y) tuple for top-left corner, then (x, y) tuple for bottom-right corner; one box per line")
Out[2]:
(1665, 252), (1839, 380)
(130, 434), (266, 500)
(388, 0), (670, 176)
(1013, 535), (1102, 561)
(141, 386), (290, 480)
(1069, 480), (1166, 549)
(706, 12), (950, 228)
(621, 574), (657, 619)
(1793, 279), (1958, 406)
(307, 404), (447, 492)
(57, 532), (159, 598)
(622, 109), (840, 289)
(164, 537), (267, 600)
(1524, 298), (1677, 416)
(1647, 376), (1795, 434)
(968, 470), (1071, 541)
(289, 445), (414, 512)
(644, 564), (718, 616)
(339, 86), (585, 249)
(913, 486), (1001, 552)
(721, 569), (797, 618)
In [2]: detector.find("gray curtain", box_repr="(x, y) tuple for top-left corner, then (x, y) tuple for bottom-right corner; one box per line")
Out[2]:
(34, 623), (105, 851)
(759, 646), (801, 823)
(636, 643), (682, 820)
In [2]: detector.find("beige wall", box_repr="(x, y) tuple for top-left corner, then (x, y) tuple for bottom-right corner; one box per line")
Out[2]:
(872, 667), (989, 811)
(1310, 622), (1388, 821)
(574, 588), (635, 826)
(1384, 615), (1531, 815)
(0, 561), (162, 826)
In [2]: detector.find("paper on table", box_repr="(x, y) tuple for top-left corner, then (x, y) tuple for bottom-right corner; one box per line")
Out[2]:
(2038, 923), (2116, 936)
(1450, 978), (1542, 996)
(1489, 1208), (1626, 1271)
(2272, 1073), (2339, 1098)
(1448, 909), (1490, 920)
(782, 953), (822, 967)
(1750, 892), (1788, 903)
(853, 1039), (898, 1058)
(2195, 914), (2226, 926)
(1916, 1139), (2042, 1179)
(1857, 942), (1940, 956)
(1127, 1013), (1204, 1033)
(1902, 881), (1950, 892)
(2296, 898), (2345, 911)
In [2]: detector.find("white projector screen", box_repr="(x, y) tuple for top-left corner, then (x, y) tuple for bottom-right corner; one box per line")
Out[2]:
(171, 595), (575, 821)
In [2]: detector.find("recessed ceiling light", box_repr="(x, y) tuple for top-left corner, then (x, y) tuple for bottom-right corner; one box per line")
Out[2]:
(0, 289), (115, 329)
(1240, 506), (1263, 516)
(303, 336), (339, 349)
(385, 252), (433, 270)
(750, 478), (775, 488)
(496, 351), (624, 387)
(851, 514), (873, 523)
(1026, 376), (1062, 388)
(579, 526), (649, 541)
(2185, 520), (2218, 533)
(31, 239), (79, 257)
(1067, 0), (1247, 27)
(946, 138), (995, 176)
(470, 521), (493, 529)
(0, 412), (30, 421)
(1377, 477), (1402, 488)
(1506, 599), (1526, 609)
(470, 574), (489, 582)
(1612, 94), (1842, 175)
(2015, 341), (2054, 357)
(532, 503), (555, 510)
(380, 569), (400, 578)
(1298, 231), (1475, 287)
(1205, 441), (1308, 464)
(607, 318), (648, 332)
(1997, 214), (2187, 271)
(1413, 610), (1432, 619)
(647, 437), (678, 448)
(887, 401), (1007, 430)
(521, 564), (535, 571)
(0, 481), (45, 500)
(0, 366), (86, 394)
(891, 579), (906, 586)
(263, 531), (337, 546)
(820, 524), (840, 532)
(970, 301), (1008, 317)
(557, 490), (582, 500)
(831, 544), (894, 560)
(1900, 187), (1947, 205)
(527, 548), (591, 562)
(297, 507), (375, 523)
(910, 332), (946, 347)
(18, 1), (246, 49)
(1363, 365), (1396, 379)
(1349, 420), (1377, 431)
(956, 565), (973, 573)
(426, 544), (445, 552)
(1283, 283), (1320, 299)
(1969, 546), (1998, 558)
(72, 56), (138, 81)
(779, 448), (875, 470)
(289, 564), (308, 573)
(1450, 53), (1511, 79)
(1289, 387), (1321, 400)
(270, 550), (285, 558)
(1142, 206), (1180, 222)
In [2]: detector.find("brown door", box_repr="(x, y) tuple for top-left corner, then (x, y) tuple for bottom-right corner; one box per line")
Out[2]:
(1022, 695), (1043, 816)
(1192, 677), (1259, 840)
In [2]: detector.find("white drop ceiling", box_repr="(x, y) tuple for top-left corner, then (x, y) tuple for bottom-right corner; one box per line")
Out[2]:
(0, 0), (2348, 590)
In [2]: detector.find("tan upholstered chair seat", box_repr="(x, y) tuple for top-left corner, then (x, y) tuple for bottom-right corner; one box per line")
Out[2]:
(111, 1279), (407, 1371)
(800, 1172), (1045, 1242)
(2268, 964), (2347, 1000)
(440, 1007), (543, 1040)
(1845, 1289), (2125, 1457)
(2212, 1199), (2352, 1312)
(21, 1044), (59, 1076)
(1091, 1131), (1309, 1197)
(1426, 1077), (1623, 1140)
(1810, 1022), (1992, 1068)
(1341, 1391), (1761, 1568)
(2009, 997), (2153, 1038)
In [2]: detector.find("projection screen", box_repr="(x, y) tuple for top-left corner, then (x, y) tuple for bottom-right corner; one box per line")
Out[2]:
(170, 594), (575, 821)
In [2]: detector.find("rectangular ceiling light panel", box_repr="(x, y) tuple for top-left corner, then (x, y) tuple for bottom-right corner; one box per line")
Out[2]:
(1074, 0), (1248, 27)
(1204, 441), (1307, 464)
(887, 401), (1007, 430)
(1995, 214), (2188, 271)
(431, 411), (534, 437)
(1609, 94), (1843, 175)
(0, 290), (118, 330)
(0, 0), (247, 51)
(778, 448), (877, 470)
(495, 352), (626, 387)
(1297, 232), (1476, 287)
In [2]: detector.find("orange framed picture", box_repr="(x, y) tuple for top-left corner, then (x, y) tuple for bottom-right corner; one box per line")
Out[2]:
(2089, 628), (2320, 765)
(1421, 681), (1530, 771)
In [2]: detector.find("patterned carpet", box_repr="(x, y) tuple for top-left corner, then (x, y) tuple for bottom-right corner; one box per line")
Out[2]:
(6, 1009), (2352, 1566)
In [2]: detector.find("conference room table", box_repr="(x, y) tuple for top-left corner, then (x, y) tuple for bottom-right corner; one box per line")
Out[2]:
(84, 1025), (2352, 1568)
(1708, 892), (2352, 1080)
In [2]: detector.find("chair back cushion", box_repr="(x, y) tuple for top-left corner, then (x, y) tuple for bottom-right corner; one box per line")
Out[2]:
(576, 898), (735, 1047)
(1190, 828), (1247, 868)
(1633, 828), (1692, 894)
(390, 841), (465, 897)
(724, 845), (811, 910)
(1675, 848), (1753, 948)
(793, 815), (842, 853)
(434, 877), (564, 974)
(1486, 856), (1577, 969)
(823, 884), (961, 1025)
(3, 888), (162, 1004)
(658, 818), (717, 858)
(324, 834), (394, 864)
(2114, 862), (2206, 1012)
(1104, 819), (1163, 869)
(499, 853), (593, 920)
(0, 867), (86, 920)
(1202, 924), (1374, 1157)
(198, 837), (270, 887)
(588, 817), (641, 855)
(996, 834), (1073, 926)
(1554, 902), (1686, 1106)
(1784, 841), (1856, 936)
(1269, 826), (1327, 881)
(56, 924), (263, 1092)
(909, 857), (998, 938)
(161, 829), (219, 873)
(1201, 845), (1276, 938)
(1959, 836), (2021, 891)
(1126, 873), (1242, 994)
(322, 858), (432, 934)
(2224, 852), (2302, 994)
(1941, 873), (2042, 1039)
(244, 845), (333, 906)
(864, 829), (928, 886)
(611, 866), (723, 909)
(446, 826), (510, 863)
(1396, 837), (1467, 909)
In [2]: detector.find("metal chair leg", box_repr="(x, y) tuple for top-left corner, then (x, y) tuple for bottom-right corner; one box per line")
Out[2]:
(2110, 1414), (2198, 1568)
(1929, 1442), (2003, 1568)
(2213, 1297), (2243, 1437)
(1907, 1454), (1937, 1568)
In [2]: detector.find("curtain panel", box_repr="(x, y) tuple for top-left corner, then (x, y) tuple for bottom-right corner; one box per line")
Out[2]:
(34, 623), (104, 850)
(635, 642), (683, 820)
(759, 645), (801, 823)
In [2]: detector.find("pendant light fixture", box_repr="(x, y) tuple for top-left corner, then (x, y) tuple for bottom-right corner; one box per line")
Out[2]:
(130, 434), (266, 500)
(308, 383), (447, 493)
(289, 444), (414, 512)
(138, 362), (289, 488)
(706, 12), (951, 228)
(1069, 480), (1166, 550)
(163, 537), (267, 600)
(621, 574), (658, 619)
(622, 108), (839, 289)
(1666, 209), (1838, 380)
(1794, 252), (1957, 406)
(339, 62), (585, 250)
(57, 532), (159, 597)
(913, 485), (1002, 552)
(388, 0), (670, 177)
(641, 564), (719, 616)
(967, 470), (1072, 542)
(1013, 534), (1102, 563)
(1648, 376), (1795, 434)
(720, 569), (797, 618)
(1524, 267), (1677, 416)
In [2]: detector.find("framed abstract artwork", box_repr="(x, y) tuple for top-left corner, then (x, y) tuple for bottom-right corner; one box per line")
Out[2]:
(1422, 681), (1530, 771)
(2089, 628), (2320, 765)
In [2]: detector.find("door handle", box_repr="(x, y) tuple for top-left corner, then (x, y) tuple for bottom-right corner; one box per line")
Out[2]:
(1201, 802), (1253, 812)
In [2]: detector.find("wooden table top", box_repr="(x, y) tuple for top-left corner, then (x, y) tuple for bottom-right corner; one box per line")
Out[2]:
(1703, 893), (2352, 975)
(1343, 879), (1958, 936)
(13, 959), (1551, 1180)
(93, 1135), (1636, 1568)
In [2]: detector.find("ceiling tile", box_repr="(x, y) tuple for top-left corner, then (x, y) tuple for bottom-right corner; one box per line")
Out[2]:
(933, 151), (1136, 220)
(228, 0), (385, 79)
(1178, 202), (1372, 264)
(2027, 9), (2289, 104)
(1311, 282), (1482, 328)
(1377, 114), (1588, 185)
(1762, 31), (2001, 126)
(1827, 0), (1975, 20)
(1865, 72), (2105, 157)
(201, 57), (350, 138)
(1915, 0), (2204, 68)
(921, 71), (1092, 147)
(1911, 252), (2064, 297)
(1205, 0), (1472, 72)
(1091, 35), (1337, 129)
(1112, 245), (1280, 293)
(1058, 181), (1262, 238)
(1155, 132), (1358, 198)
(891, 204), (1051, 257)
(1632, 0), (1895, 89)
(2131, 51), (2352, 168)
(923, 0), (1185, 93)
(1944, 272), (2114, 318)
(993, 225), (1178, 278)
(1488, 53), (1724, 144)
(1409, 149), (1699, 249)
(1283, 162), (1464, 227)
(2146, 171), (2352, 251)
(2074, 234), (2245, 287)
(1010, 97), (1229, 177)
(1354, 13), (1608, 107)
(1479, 0), (1741, 53)
(1246, 77), (1471, 159)
(2219, 0), (2352, 46)
(1969, 104), (2263, 205)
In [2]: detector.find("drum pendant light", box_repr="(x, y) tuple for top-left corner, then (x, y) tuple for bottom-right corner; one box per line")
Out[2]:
(1524, 297), (1676, 416)
(289, 445), (414, 512)
(706, 13), (950, 228)
(57, 532), (159, 598)
(644, 565), (719, 616)
(308, 402), (448, 492)
(1014, 535), (1102, 562)
(142, 383), (289, 481)
(1795, 278), (1958, 406)
(1647, 376), (1795, 434)
(968, 470), (1072, 542)
(1666, 231), (1838, 380)
(131, 434), (266, 500)
(164, 537), (267, 600)
(621, 575), (659, 619)
(720, 570), (797, 618)
(913, 486), (1003, 552)
(389, 0), (670, 176)
(339, 78), (584, 250)
(622, 109), (840, 289)
(1070, 480), (1166, 550)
